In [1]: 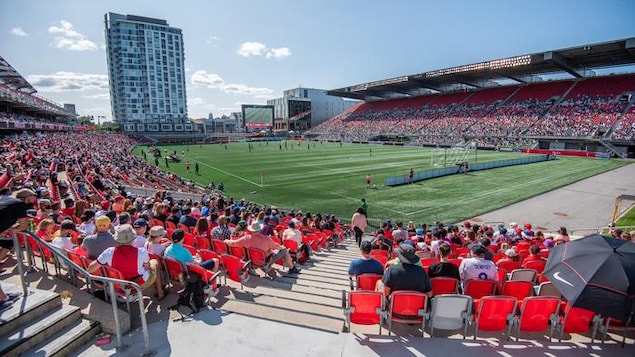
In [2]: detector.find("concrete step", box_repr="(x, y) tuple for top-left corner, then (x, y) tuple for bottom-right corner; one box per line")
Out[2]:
(0, 288), (60, 336)
(227, 289), (343, 320)
(214, 299), (343, 333)
(22, 319), (101, 357)
(0, 304), (81, 357)
(242, 285), (342, 308)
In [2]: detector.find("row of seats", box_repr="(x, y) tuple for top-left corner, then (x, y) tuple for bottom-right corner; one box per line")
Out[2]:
(343, 290), (606, 342)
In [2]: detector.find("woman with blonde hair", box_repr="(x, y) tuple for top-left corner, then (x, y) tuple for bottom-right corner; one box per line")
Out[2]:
(36, 219), (55, 242)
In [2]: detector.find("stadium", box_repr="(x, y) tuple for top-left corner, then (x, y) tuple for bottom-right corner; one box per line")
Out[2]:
(1, 15), (635, 357)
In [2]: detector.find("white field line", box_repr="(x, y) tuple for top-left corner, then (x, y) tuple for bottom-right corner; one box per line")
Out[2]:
(194, 160), (262, 187)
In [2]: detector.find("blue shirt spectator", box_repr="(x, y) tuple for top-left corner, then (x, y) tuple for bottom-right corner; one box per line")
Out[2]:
(348, 241), (384, 277)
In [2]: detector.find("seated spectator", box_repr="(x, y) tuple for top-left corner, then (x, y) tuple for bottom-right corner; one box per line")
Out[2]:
(78, 210), (96, 236)
(0, 193), (33, 262)
(51, 220), (76, 252)
(370, 233), (393, 252)
(282, 221), (310, 260)
(36, 218), (55, 242)
(381, 243), (432, 297)
(521, 245), (546, 267)
(348, 241), (384, 278)
(81, 215), (116, 260)
(145, 226), (167, 256)
(132, 219), (148, 248)
(165, 229), (219, 273)
(226, 222), (300, 274)
(88, 225), (165, 300)
(391, 221), (408, 243)
(211, 216), (231, 241)
(427, 242), (460, 280)
(459, 244), (498, 283)
(179, 207), (197, 228)
(478, 237), (495, 261)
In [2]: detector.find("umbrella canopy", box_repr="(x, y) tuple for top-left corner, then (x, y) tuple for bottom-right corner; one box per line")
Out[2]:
(543, 234), (635, 324)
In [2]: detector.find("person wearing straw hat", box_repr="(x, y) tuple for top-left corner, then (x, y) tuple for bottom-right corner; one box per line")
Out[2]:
(88, 224), (165, 300)
(226, 222), (300, 274)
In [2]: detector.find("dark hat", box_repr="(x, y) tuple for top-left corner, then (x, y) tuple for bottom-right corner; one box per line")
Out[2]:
(288, 221), (295, 228)
(171, 229), (185, 243)
(60, 219), (77, 231)
(395, 244), (419, 265)
(470, 244), (487, 256)
(133, 218), (148, 228)
(360, 240), (372, 253)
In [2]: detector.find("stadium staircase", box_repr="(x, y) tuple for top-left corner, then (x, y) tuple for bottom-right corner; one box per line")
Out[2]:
(0, 286), (101, 356)
(206, 237), (360, 333)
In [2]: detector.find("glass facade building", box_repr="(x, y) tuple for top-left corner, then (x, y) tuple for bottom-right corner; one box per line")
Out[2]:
(105, 13), (187, 132)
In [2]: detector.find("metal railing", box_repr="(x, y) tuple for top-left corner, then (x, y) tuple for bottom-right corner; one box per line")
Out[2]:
(12, 232), (153, 355)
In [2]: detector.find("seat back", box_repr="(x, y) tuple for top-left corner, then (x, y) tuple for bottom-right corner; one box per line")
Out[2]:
(536, 282), (562, 298)
(509, 269), (538, 283)
(247, 247), (270, 268)
(474, 296), (517, 332)
(102, 265), (128, 295)
(561, 303), (597, 334)
(463, 279), (497, 300)
(420, 257), (440, 268)
(66, 250), (86, 269)
(196, 237), (211, 250)
(346, 291), (384, 326)
(370, 249), (390, 259)
(523, 260), (546, 274)
(430, 277), (459, 296)
(355, 273), (383, 291)
(517, 296), (560, 332)
(500, 280), (534, 300)
(389, 290), (428, 323)
(163, 256), (187, 285)
(497, 259), (521, 272)
(448, 259), (462, 268)
(165, 221), (177, 230)
(429, 294), (472, 332)
(222, 254), (249, 284)
(182, 232), (196, 246)
(229, 245), (246, 260)
(211, 239), (228, 255)
(283, 239), (298, 253)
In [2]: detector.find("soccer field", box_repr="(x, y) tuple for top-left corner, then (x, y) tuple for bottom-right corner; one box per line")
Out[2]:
(133, 141), (629, 225)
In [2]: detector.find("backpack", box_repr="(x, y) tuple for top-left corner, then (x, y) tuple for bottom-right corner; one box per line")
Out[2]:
(172, 273), (206, 313)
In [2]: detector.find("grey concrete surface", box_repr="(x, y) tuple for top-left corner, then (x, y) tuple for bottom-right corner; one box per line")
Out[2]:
(470, 162), (635, 234)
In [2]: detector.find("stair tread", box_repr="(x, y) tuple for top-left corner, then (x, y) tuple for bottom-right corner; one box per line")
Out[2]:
(226, 289), (342, 318)
(0, 304), (81, 354)
(0, 289), (60, 328)
(242, 284), (342, 307)
(21, 319), (100, 357)
(216, 299), (343, 333)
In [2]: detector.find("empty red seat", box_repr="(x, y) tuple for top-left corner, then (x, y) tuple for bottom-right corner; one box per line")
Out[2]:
(387, 290), (429, 337)
(514, 296), (561, 341)
(355, 273), (383, 291)
(342, 291), (385, 334)
(430, 277), (459, 296)
(473, 296), (518, 340)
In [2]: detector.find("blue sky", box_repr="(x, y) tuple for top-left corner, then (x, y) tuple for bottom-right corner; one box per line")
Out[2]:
(1, 0), (633, 121)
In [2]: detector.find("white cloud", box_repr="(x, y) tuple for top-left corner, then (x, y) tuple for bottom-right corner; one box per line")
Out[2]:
(10, 27), (28, 37)
(27, 72), (109, 92)
(190, 70), (274, 97)
(266, 47), (292, 59)
(206, 35), (220, 47)
(48, 20), (96, 51)
(237, 42), (267, 57)
(237, 41), (292, 60)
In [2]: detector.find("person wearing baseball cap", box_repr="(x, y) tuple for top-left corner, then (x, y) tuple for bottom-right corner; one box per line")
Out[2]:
(81, 215), (116, 260)
(458, 244), (498, 286)
(88, 225), (165, 300)
(131, 219), (148, 248)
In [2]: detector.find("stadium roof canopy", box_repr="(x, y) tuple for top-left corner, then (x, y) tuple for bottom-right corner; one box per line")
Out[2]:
(0, 55), (36, 94)
(328, 37), (635, 101)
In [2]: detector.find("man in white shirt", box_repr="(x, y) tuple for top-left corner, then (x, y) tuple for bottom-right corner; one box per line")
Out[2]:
(459, 244), (498, 282)
(131, 218), (148, 248)
(282, 221), (310, 261)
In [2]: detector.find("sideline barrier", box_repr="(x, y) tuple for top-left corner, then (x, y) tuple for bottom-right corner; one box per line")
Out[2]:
(386, 154), (554, 186)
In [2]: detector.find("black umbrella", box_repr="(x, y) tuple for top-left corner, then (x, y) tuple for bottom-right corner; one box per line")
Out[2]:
(543, 234), (635, 327)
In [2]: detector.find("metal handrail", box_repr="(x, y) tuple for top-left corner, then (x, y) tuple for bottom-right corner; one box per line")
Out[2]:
(15, 231), (153, 355)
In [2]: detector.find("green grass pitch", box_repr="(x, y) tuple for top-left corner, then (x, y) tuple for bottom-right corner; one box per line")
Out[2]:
(133, 141), (630, 225)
